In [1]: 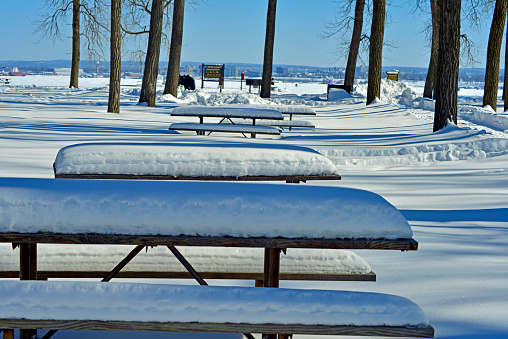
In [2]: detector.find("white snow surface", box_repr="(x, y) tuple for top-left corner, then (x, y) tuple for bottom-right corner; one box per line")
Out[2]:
(54, 143), (339, 177)
(0, 280), (429, 327)
(0, 177), (411, 239)
(1, 76), (508, 338)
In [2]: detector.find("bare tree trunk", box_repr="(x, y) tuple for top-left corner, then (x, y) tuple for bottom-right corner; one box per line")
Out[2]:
(164, 0), (185, 97)
(434, 0), (460, 132)
(261, 0), (277, 99)
(504, 10), (508, 111)
(108, 0), (121, 113)
(139, 0), (164, 107)
(70, 0), (80, 89)
(423, 0), (440, 99)
(344, 0), (365, 92)
(483, 0), (507, 112)
(366, 0), (385, 105)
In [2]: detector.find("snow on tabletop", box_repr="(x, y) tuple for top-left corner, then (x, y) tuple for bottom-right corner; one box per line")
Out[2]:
(0, 245), (372, 274)
(171, 106), (283, 119)
(0, 178), (412, 239)
(0, 281), (430, 327)
(53, 143), (339, 177)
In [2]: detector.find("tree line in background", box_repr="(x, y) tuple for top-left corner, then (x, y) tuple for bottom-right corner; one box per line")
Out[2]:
(35, 0), (508, 132)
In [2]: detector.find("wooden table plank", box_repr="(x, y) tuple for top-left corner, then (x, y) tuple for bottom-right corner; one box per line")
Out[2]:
(1, 233), (418, 250)
(0, 320), (435, 337)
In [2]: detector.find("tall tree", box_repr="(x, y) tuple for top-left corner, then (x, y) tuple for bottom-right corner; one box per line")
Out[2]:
(504, 10), (508, 111)
(108, 0), (121, 113)
(483, 0), (507, 112)
(70, 0), (81, 88)
(434, 0), (461, 131)
(344, 0), (365, 92)
(139, 0), (164, 107)
(164, 0), (185, 97)
(35, 0), (107, 89)
(423, 0), (440, 99)
(261, 0), (277, 99)
(366, 0), (385, 105)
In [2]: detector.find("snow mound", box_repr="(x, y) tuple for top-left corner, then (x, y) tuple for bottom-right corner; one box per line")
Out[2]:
(459, 105), (508, 132)
(318, 136), (508, 167)
(328, 88), (352, 101)
(168, 89), (273, 106)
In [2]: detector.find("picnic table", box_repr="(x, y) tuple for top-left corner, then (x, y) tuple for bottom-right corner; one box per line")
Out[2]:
(169, 106), (284, 138)
(0, 177), (433, 338)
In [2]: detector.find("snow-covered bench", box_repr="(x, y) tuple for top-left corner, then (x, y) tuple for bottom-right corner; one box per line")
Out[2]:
(53, 142), (341, 183)
(0, 245), (376, 282)
(0, 280), (434, 338)
(168, 122), (282, 137)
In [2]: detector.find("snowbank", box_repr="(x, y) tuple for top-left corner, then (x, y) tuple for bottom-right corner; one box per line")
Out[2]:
(0, 177), (412, 239)
(328, 88), (352, 101)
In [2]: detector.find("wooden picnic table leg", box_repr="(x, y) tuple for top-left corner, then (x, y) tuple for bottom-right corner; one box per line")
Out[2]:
(262, 249), (292, 339)
(19, 243), (38, 339)
(2, 329), (14, 339)
(262, 248), (281, 339)
(251, 119), (257, 138)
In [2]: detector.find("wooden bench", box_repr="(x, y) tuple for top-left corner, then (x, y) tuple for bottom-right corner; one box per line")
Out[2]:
(0, 245), (376, 282)
(0, 178), (432, 338)
(0, 280), (434, 338)
(169, 122), (282, 137)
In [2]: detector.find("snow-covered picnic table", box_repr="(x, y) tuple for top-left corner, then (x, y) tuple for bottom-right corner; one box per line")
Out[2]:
(0, 178), (432, 338)
(53, 142), (341, 182)
(169, 106), (284, 138)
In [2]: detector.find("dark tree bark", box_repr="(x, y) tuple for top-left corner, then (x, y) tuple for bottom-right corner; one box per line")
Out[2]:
(483, 0), (507, 112)
(344, 0), (365, 91)
(108, 0), (121, 113)
(366, 0), (385, 105)
(261, 0), (277, 99)
(139, 0), (164, 107)
(504, 10), (508, 111)
(434, 0), (461, 132)
(164, 0), (185, 97)
(423, 0), (440, 99)
(70, 0), (81, 89)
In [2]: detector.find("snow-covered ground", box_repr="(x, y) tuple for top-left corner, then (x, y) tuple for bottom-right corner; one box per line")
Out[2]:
(1, 75), (508, 338)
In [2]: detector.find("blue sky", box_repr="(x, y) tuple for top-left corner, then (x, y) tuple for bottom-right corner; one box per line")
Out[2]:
(0, 0), (496, 68)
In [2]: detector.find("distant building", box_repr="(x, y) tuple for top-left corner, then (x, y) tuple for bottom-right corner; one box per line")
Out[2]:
(276, 67), (288, 75)
(224, 67), (238, 77)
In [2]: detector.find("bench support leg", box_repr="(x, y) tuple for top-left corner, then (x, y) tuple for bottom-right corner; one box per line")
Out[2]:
(19, 243), (38, 339)
(263, 248), (282, 339)
(2, 330), (14, 339)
